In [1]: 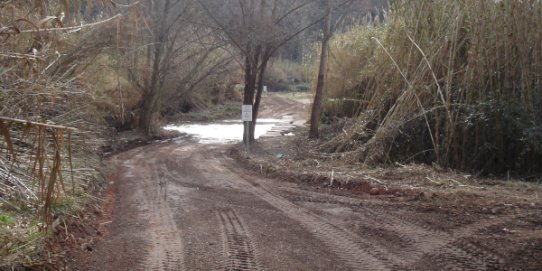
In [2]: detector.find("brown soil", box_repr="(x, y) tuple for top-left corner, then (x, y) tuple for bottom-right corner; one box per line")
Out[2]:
(60, 93), (541, 271)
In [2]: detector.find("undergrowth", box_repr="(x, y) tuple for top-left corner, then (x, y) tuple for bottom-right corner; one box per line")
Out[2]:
(0, 1), (116, 268)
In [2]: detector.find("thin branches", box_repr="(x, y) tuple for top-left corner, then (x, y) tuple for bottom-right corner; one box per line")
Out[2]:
(0, 117), (77, 131)
(17, 14), (122, 34)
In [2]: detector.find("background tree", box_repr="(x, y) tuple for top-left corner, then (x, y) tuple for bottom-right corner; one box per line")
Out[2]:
(198, 0), (325, 142)
(309, 0), (332, 139)
(126, 0), (232, 135)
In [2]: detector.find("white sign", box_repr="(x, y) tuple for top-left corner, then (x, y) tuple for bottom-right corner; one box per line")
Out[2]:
(242, 105), (253, 121)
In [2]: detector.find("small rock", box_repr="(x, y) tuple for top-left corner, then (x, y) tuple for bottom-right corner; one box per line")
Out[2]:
(369, 187), (380, 195)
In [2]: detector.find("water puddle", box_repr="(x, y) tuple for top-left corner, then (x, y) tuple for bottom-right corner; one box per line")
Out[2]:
(164, 119), (290, 144)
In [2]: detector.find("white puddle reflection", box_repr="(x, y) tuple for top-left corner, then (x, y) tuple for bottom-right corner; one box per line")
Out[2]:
(164, 119), (284, 144)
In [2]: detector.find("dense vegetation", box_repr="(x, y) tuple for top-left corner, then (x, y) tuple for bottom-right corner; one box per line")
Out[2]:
(0, 1), (118, 267)
(316, 0), (542, 177)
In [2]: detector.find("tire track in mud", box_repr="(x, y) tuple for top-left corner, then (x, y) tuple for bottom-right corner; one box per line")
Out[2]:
(412, 213), (530, 271)
(120, 146), (186, 271)
(244, 180), (398, 270)
(428, 240), (507, 271)
(260, 193), (395, 269)
(279, 181), (517, 270)
(139, 196), (185, 271)
(201, 156), (397, 271)
(119, 143), (519, 270)
(361, 202), (522, 270)
(217, 208), (261, 271)
(218, 154), (519, 270)
(161, 161), (284, 217)
(356, 205), (513, 270)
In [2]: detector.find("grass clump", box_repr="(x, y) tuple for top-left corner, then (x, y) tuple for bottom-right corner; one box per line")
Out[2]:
(317, 0), (542, 177)
(0, 214), (14, 226)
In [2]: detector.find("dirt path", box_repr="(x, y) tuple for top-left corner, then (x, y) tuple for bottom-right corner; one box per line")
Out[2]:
(71, 94), (542, 270)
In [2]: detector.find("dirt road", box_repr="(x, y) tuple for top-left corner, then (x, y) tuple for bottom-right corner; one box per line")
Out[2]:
(72, 94), (541, 270)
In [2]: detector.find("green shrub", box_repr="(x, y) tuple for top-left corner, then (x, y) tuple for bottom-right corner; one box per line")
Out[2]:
(0, 214), (14, 226)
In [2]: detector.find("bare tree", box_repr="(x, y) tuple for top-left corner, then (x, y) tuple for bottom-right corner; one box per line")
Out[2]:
(137, 0), (172, 134)
(309, 0), (332, 139)
(198, 0), (324, 143)
(309, 0), (385, 138)
(130, 0), (230, 135)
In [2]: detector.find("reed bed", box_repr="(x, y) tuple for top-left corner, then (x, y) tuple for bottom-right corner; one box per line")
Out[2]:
(317, 0), (542, 176)
(0, 1), (117, 267)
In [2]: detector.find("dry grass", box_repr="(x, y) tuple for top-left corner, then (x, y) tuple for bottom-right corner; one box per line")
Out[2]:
(313, 0), (542, 177)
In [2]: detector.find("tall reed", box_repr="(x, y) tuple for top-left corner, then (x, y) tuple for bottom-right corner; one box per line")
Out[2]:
(319, 0), (542, 176)
(0, 0), (115, 267)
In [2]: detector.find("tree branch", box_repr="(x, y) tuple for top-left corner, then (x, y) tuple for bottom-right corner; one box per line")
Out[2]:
(18, 14), (122, 34)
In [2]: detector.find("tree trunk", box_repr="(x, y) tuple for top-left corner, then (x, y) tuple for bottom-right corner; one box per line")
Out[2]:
(139, 93), (158, 134)
(139, 47), (163, 134)
(243, 45), (261, 143)
(250, 49), (271, 142)
(138, 0), (170, 136)
(139, 39), (165, 135)
(309, 0), (332, 139)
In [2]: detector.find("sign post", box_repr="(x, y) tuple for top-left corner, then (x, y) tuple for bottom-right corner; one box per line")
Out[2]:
(242, 105), (253, 155)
